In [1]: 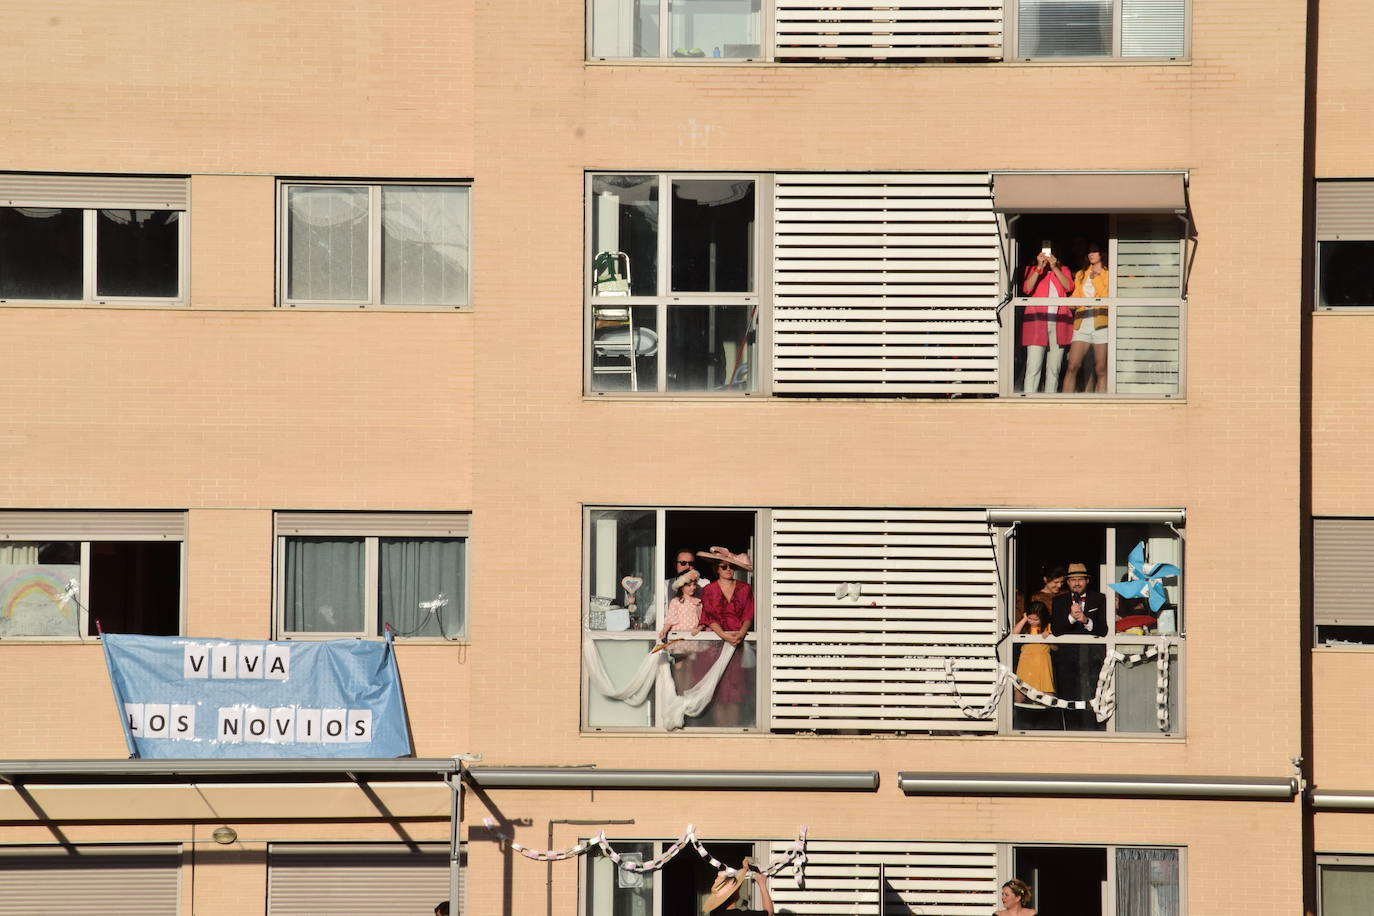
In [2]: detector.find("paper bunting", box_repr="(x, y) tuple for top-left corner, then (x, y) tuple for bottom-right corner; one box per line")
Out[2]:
(483, 820), (808, 888)
(944, 636), (1172, 731)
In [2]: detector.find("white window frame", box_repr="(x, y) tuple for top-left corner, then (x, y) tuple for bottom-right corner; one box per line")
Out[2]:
(276, 180), (473, 309)
(1007, 0), (1192, 61)
(1010, 843), (1187, 915)
(585, 172), (770, 396)
(994, 512), (1185, 737)
(586, 0), (774, 62)
(0, 511), (186, 642)
(1000, 212), (1188, 398)
(0, 206), (188, 306)
(273, 512), (471, 642)
(581, 505), (767, 732)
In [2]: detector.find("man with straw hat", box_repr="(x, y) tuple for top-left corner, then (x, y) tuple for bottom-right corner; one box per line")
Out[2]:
(702, 858), (774, 915)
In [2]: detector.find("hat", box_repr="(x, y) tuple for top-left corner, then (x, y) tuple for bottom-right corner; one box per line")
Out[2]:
(671, 569), (700, 591)
(1065, 562), (1091, 578)
(703, 858), (751, 912)
(697, 546), (753, 572)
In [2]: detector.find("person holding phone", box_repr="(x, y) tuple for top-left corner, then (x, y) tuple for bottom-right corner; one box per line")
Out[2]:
(1064, 242), (1111, 392)
(1020, 243), (1076, 393)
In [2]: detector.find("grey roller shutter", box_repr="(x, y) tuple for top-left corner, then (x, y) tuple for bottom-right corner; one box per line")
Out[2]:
(766, 839), (999, 915)
(276, 512), (471, 537)
(0, 174), (188, 210)
(774, 0), (1004, 61)
(1315, 518), (1374, 627)
(769, 508), (1000, 732)
(1316, 181), (1374, 240)
(772, 173), (1001, 395)
(0, 845), (180, 916)
(268, 843), (463, 916)
(0, 510), (185, 540)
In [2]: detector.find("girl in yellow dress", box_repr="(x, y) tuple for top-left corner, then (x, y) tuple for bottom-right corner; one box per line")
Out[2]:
(1013, 605), (1056, 706)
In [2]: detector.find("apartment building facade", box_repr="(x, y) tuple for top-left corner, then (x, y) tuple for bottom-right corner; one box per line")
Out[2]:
(0, 0), (1350, 913)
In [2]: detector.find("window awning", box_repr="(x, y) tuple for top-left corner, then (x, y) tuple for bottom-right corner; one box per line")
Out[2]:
(992, 172), (1187, 214)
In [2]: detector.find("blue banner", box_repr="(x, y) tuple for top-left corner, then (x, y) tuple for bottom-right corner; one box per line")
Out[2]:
(101, 633), (413, 759)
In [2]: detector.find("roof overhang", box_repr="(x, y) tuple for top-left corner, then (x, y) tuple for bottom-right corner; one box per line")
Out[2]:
(992, 172), (1188, 214)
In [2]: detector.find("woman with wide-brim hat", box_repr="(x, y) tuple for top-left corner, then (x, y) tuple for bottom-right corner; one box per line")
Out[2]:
(696, 546), (755, 727)
(703, 858), (774, 915)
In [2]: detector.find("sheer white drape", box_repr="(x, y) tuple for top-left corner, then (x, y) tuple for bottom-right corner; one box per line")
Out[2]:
(0, 544), (38, 564)
(379, 537), (466, 637)
(382, 187), (469, 305)
(283, 537), (365, 632)
(287, 187), (368, 300)
(1116, 848), (1180, 916)
(582, 638), (737, 729)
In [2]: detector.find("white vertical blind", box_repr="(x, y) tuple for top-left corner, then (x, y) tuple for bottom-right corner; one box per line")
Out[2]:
(1121, 0), (1187, 57)
(0, 846), (180, 916)
(768, 509), (1000, 732)
(774, 0), (1004, 61)
(771, 174), (1001, 395)
(767, 839), (1000, 915)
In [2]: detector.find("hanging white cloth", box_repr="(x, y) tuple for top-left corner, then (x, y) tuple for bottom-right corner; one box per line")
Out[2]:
(581, 639), (737, 730)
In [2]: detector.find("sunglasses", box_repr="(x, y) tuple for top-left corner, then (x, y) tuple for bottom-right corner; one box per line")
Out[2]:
(676, 559), (694, 566)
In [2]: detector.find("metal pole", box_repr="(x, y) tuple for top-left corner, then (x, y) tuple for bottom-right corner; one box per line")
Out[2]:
(450, 762), (464, 916)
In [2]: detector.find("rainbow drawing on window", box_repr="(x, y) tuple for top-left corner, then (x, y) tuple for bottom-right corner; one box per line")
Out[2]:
(0, 564), (81, 636)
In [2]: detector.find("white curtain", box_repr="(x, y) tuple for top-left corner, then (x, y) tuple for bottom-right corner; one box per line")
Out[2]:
(1116, 848), (1179, 916)
(381, 187), (469, 305)
(283, 538), (365, 632)
(582, 638), (737, 729)
(379, 538), (465, 637)
(288, 186), (368, 300)
(0, 544), (38, 564)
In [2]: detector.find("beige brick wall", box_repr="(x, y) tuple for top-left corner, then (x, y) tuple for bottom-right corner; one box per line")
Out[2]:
(0, 0), (1326, 911)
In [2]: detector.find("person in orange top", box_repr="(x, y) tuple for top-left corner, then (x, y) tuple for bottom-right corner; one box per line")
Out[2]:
(1064, 243), (1110, 392)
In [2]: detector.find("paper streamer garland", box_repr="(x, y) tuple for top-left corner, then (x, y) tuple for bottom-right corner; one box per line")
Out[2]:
(944, 636), (1173, 731)
(482, 819), (808, 888)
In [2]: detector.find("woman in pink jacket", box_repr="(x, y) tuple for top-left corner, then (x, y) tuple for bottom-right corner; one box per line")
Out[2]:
(1020, 246), (1075, 393)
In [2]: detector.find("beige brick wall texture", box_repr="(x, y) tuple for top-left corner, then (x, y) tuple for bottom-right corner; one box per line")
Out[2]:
(0, 0), (1362, 912)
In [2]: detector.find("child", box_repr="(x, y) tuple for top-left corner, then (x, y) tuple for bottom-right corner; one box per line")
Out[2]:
(1012, 604), (1056, 707)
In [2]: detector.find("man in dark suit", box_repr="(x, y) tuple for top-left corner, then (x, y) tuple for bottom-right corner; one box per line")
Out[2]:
(1050, 562), (1108, 730)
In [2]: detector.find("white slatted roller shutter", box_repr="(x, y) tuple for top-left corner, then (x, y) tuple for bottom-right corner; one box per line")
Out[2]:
(772, 174), (1001, 396)
(767, 839), (999, 916)
(1315, 518), (1374, 627)
(269, 843), (463, 916)
(769, 509), (1000, 732)
(0, 846), (180, 916)
(774, 0), (1003, 61)
(0, 174), (188, 209)
(1121, 0), (1188, 57)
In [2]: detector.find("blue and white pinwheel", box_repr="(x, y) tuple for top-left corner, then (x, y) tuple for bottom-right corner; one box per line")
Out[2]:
(1109, 541), (1180, 612)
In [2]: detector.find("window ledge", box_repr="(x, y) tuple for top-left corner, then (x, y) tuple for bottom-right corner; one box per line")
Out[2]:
(1315, 307), (1374, 315)
(585, 58), (1191, 69)
(1314, 644), (1374, 653)
(582, 393), (1189, 405)
(0, 299), (187, 311)
(276, 304), (475, 313)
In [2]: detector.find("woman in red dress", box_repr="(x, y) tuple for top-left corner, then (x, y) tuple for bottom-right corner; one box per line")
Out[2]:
(697, 546), (755, 727)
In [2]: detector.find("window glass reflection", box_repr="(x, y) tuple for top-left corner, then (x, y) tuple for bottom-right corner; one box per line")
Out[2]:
(96, 209), (180, 298)
(0, 207), (82, 299)
(593, 175), (658, 296)
(671, 179), (754, 292)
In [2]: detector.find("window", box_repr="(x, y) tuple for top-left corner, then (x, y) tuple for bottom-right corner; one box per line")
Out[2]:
(0, 511), (184, 639)
(997, 512), (1184, 735)
(1014, 0), (1187, 59)
(1015, 845), (1182, 916)
(1314, 517), (1374, 646)
(0, 174), (186, 304)
(279, 181), (471, 307)
(1316, 180), (1374, 308)
(589, 1), (1185, 62)
(580, 838), (1182, 916)
(269, 843), (464, 916)
(1320, 857), (1374, 916)
(582, 507), (761, 729)
(994, 172), (1189, 397)
(275, 512), (469, 640)
(589, 0), (764, 60)
(0, 845), (181, 916)
(587, 174), (761, 394)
